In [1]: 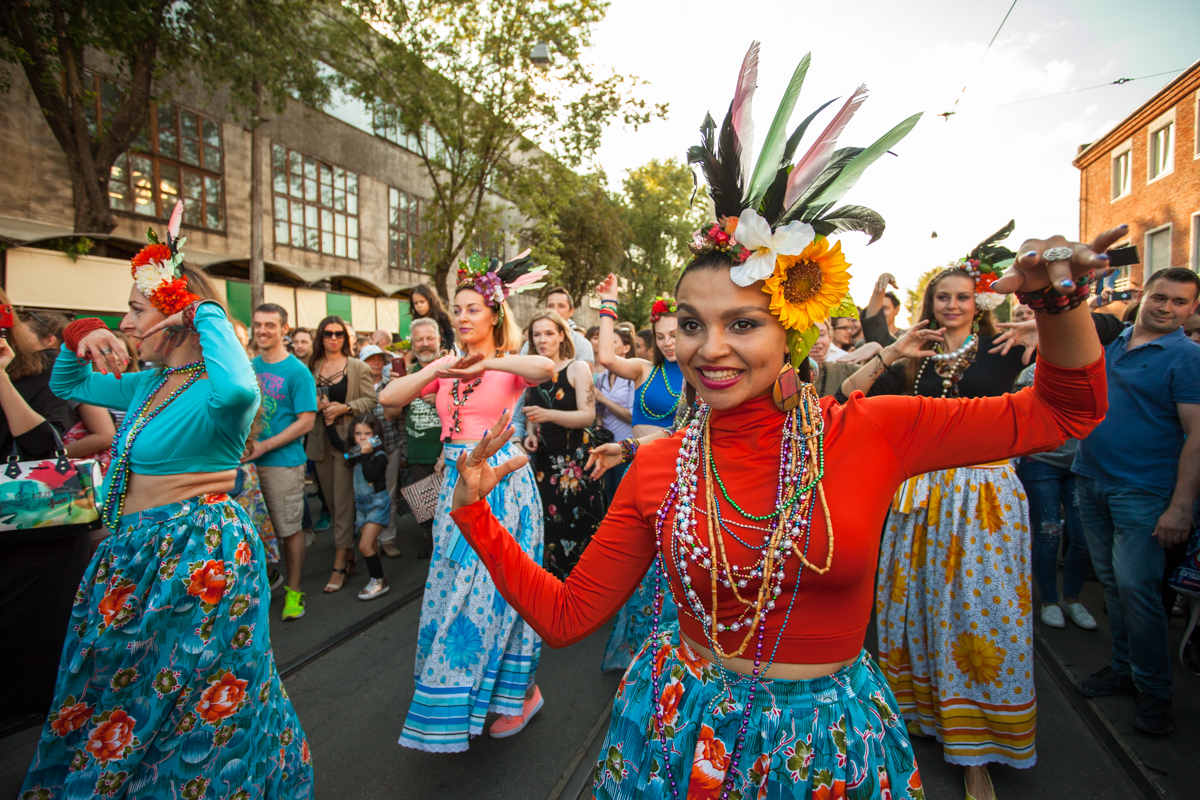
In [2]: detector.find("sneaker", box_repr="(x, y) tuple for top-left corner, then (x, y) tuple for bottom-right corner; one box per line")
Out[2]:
(357, 577), (390, 601)
(1040, 604), (1065, 628)
(267, 567), (284, 592)
(1131, 692), (1173, 735)
(1075, 665), (1135, 698)
(1065, 601), (1097, 630)
(304, 528), (315, 547)
(381, 542), (403, 558)
(489, 685), (544, 739)
(282, 589), (306, 621)
(314, 512), (332, 532)
(1182, 639), (1200, 678)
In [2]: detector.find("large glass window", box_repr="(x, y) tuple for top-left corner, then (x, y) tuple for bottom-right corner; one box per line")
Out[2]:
(1111, 149), (1131, 199)
(1146, 226), (1172, 275)
(388, 188), (423, 277)
(272, 144), (359, 259)
(1149, 121), (1173, 180)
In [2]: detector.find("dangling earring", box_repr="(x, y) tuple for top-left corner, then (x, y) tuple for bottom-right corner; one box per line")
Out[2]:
(773, 358), (802, 413)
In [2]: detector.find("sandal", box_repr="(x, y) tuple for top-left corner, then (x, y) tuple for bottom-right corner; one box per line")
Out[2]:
(324, 566), (347, 593)
(346, 555), (356, 577)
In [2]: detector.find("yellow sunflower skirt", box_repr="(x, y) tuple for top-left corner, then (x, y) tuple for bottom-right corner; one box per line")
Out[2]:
(875, 464), (1036, 768)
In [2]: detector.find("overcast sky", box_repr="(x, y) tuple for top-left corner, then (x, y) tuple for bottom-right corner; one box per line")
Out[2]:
(582, 0), (1200, 320)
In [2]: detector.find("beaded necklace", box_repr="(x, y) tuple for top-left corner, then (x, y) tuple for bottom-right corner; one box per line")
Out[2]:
(103, 360), (206, 527)
(636, 362), (682, 421)
(647, 385), (832, 800)
(447, 377), (483, 438)
(913, 333), (978, 398)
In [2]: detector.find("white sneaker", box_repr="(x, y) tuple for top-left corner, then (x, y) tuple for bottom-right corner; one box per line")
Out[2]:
(357, 577), (390, 601)
(1040, 604), (1065, 628)
(1064, 601), (1097, 630)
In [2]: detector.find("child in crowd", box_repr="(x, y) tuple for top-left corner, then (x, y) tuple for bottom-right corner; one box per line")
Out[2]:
(345, 413), (392, 600)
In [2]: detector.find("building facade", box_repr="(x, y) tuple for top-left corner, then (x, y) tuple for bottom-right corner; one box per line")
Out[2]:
(1074, 59), (1200, 288)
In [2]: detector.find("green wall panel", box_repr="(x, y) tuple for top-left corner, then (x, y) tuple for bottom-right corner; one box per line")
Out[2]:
(95, 314), (124, 328)
(326, 292), (352, 322)
(398, 302), (412, 338)
(225, 280), (252, 325)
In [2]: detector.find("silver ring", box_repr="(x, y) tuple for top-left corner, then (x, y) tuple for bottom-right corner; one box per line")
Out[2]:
(100, 347), (113, 355)
(1041, 246), (1074, 262)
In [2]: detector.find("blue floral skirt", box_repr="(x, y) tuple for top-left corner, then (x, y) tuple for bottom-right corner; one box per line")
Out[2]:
(21, 494), (312, 800)
(399, 442), (543, 753)
(602, 558), (679, 672)
(595, 629), (924, 800)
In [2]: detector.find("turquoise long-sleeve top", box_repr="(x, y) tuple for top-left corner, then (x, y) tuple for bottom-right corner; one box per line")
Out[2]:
(50, 302), (261, 503)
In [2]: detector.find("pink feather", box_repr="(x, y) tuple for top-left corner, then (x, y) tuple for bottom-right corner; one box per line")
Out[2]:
(729, 41), (760, 187)
(783, 83), (869, 210)
(506, 268), (549, 289)
(167, 200), (184, 241)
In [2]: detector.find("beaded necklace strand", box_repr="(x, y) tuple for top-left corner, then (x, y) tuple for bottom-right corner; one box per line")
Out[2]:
(103, 360), (206, 527)
(913, 333), (978, 398)
(647, 384), (833, 800)
(636, 362), (682, 421)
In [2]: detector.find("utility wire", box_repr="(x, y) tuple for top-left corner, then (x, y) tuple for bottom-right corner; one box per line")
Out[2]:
(941, 0), (1019, 119)
(996, 68), (1189, 106)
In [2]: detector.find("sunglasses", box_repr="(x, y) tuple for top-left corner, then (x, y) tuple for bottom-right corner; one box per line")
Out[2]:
(322, 330), (346, 339)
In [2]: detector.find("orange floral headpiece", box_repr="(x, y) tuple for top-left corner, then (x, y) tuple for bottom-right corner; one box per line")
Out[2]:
(131, 200), (199, 315)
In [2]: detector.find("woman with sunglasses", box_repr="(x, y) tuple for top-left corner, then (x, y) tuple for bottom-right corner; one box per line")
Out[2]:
(306, 316), (376, 594)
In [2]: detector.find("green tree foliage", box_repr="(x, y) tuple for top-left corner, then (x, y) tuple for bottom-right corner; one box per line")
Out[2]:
(322, 0), (663, 300)
(619, 158), (707, 329)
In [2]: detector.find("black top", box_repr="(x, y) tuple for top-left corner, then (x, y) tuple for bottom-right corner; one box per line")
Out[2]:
(861, 311), (898, 348)
(526, 361), (585, 454)
(318, 370), (348, 404)
(0, 352), (72, 459)
(348, 449), (388, 493)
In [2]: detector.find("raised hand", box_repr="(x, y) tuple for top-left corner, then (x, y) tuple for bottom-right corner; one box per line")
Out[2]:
(990, 226), (1126, 296)
(451, 410), (528, 511)
(874, 273), (898, 294)
(891, 320), (944, 360)
(435, 352), (488, 381)
(595, 273), (619, 303)
(585, 442), (623, 480)
(76, 327), (131, 379)
(989, 321), (1039, 365)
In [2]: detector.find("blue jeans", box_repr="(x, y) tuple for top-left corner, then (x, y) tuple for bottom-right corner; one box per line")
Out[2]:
(1017, 458), (1091, 604)
(1075, 475), (1173, 698)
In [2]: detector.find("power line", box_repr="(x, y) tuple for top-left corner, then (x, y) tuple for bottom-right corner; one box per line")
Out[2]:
(996, 68), (1189, 106)
(941, 0), (1019, 119)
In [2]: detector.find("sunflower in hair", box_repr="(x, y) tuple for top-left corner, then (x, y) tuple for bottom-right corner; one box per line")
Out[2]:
(762, 237), (852, 332)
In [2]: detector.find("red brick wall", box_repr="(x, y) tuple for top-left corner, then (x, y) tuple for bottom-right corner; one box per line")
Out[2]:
(1077, 77), (1200, 285)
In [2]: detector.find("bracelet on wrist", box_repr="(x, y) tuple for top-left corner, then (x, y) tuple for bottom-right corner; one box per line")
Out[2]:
(599, 307), (619, 321)
(1016, 270), (1094, 315)
(599, 298), (619, 306)
(619, 437), (639, 464)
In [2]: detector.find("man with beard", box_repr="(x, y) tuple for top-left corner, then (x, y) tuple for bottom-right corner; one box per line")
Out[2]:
(395, 318), (445, 556)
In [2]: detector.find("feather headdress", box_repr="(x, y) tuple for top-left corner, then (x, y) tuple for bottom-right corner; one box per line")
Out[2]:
(943, 221), (1017, 312)
(456, 249), (549, 324)
(686, 41), (922, 366)
(130, 200), (199, 315)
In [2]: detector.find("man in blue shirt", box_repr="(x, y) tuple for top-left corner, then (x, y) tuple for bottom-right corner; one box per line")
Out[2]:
(1073, 267), (1200, 735)
(250, 304), (318, 622)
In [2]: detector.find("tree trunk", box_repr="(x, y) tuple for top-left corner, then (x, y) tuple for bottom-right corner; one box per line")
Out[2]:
(69, 158), (118, 234)
(249, 79), (265, 311)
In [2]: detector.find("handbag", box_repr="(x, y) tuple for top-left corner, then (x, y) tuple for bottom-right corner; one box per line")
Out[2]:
(0, 429), (102, 530)
(400, 471), (444, 524)
(586, 425), (615, 448)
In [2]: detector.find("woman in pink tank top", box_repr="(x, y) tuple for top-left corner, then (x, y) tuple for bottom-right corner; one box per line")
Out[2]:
(380, 252), (554, 752)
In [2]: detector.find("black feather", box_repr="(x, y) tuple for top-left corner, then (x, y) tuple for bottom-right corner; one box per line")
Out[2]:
(811, 205), (886, 244)
(779, 147), (863, 224)
(759, 99), (842, 226)
(781, 98), (838, 165)
(494, 252), (539, 285)
(713, 104), (746, 219)
(968, 220), (1016, 265)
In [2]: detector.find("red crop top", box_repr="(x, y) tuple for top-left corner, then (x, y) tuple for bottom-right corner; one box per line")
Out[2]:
(420, 355), (539, 441)
(451, 356), (1108, 664)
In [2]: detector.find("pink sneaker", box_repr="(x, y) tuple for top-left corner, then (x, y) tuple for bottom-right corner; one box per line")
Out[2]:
(488, 685), (544, 738)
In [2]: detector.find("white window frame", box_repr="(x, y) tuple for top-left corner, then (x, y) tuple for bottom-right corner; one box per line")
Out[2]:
(1191, 211), (1200, 272)
(1195, 91), (1200, 160)
(1144, 223), (1173, 281)
(1147, 107), (1175, 183)
(1110, 139), (1133, 201)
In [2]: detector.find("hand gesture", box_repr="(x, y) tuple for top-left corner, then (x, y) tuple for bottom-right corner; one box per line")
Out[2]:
(451, 410), (528, 511)
(75, 327), (131, 379)
(874, 273), (898, 294)
(989, 321), (1039, 365)
(585, 442), (623, 480)
(834, 341), (883, 364)
(990, 226), (1126, 296)
(322, 401), (348, 425)
(143, 310), (196, 359)
(0, 336), (14, 375)
(435, 352), (488, 381)
(523, 405), (551, 425)
(891, 320), (944, 360)
(595, 273), (620, 303)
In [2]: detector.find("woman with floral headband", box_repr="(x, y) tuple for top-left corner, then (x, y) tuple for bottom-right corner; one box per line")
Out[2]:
(380, 251), (555, 751)
(439, 43), (1116, 800)
(22, 204), (310, 799)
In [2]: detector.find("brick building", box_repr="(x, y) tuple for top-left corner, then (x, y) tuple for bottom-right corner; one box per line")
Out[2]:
(1074, 58), (1200, 288)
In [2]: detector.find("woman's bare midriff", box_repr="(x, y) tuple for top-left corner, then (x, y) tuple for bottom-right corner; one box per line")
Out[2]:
(632, 424), (668, 439)
(122, 470), (238, 517)
(680, 632), (856, 681)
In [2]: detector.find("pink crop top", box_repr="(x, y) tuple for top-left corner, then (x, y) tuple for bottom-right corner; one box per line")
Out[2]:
(420, 355), (538, 441)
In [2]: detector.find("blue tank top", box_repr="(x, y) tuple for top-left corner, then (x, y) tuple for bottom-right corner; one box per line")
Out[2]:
(630, 359), (683, 428)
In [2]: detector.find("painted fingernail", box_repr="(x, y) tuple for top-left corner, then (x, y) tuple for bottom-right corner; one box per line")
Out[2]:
(1058, 279), (1074, 289)
(1096, 253), (1110, 260)
(1024, 250), (1038, 258)
(1118, 224), (1128, 230)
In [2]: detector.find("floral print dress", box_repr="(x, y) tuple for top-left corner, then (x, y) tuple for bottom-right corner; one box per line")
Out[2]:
(526, 362), (608, 579)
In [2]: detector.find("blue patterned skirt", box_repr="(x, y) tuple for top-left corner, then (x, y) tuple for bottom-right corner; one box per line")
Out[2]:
(21, 494), (312, 800)
(399, 442), (543, 753)
(602, 558), (679, 672)
(595, 629), (924, 800)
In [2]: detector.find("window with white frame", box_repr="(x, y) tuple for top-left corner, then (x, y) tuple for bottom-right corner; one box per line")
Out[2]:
(1145, 225), (1172, 277)
(1111, 143), (1132, 199)
(272, 144), (359, 259)
(1191, 212), (1199, 272)
(1148, 110), (1174, 181)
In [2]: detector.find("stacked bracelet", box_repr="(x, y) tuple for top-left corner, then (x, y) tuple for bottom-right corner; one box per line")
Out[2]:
(1016, 270), (1094, 315)
(619, 437), (639, 464)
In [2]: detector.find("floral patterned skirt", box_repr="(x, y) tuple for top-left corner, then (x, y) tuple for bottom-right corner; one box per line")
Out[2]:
(21, 494), (312, 800)
(232, 462), (280, 563)
(399, 442), (543, 753)
(595, 629), (923, 799)
(876, 465), (1035, 768)
(601, 558), (679, 672)
(534, 440), (607, 579)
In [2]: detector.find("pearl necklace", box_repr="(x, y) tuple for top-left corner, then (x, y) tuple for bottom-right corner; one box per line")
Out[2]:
(647, 385), (833, 800)
(103, 360), (206, 527)
(913, 334), (978, 398)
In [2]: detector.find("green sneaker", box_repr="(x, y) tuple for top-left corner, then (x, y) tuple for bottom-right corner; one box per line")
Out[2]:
(282, 589), (306, 621)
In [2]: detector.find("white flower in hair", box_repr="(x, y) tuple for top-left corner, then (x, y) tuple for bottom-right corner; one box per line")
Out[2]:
(730, 209), (815, 287)
(134, 259), (178, 297)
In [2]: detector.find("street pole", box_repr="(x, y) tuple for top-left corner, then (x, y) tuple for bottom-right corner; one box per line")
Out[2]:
(250, 78), (265, 311)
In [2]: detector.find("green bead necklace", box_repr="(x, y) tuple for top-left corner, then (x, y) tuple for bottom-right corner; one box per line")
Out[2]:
(708, 435), (826, 521)
(636, 363), (682, 421)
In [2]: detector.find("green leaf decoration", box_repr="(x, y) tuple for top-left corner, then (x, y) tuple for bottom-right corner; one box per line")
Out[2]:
(467, 252), (487, 274)
(781, 147), (863, 223)
(746, 53), (811, 208)
(146, 227), (159, 244)
(811, 205), (886, 244)
(808, 112), (923, 209)
(831, 292), (859, 319)
(788, 325), (819, 368)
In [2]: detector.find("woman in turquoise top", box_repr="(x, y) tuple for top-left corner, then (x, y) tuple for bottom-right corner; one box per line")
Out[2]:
(21, 261), (312, 800)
